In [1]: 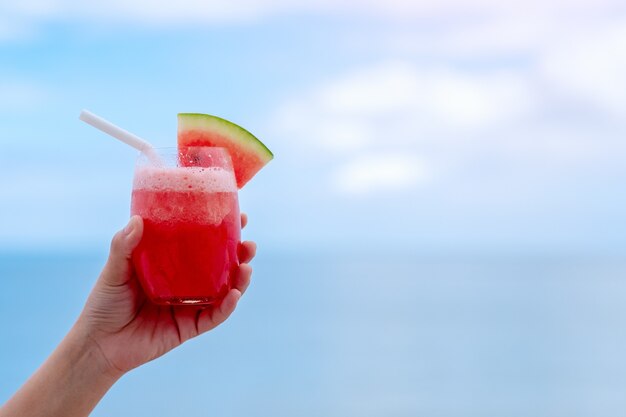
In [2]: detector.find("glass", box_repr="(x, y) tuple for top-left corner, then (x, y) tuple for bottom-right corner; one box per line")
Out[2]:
(130, 147), (241, 305)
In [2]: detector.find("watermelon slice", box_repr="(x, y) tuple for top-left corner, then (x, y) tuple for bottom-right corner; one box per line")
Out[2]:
(178, 113), (273, 188)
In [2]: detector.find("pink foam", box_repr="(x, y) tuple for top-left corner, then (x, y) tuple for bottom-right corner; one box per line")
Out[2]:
(133, 166), (237, 193)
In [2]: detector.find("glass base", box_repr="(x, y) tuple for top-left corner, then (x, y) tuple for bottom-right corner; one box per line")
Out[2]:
(151, 296), (219, 306)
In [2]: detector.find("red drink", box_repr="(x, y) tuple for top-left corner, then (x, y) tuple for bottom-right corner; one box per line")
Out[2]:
(131, 148), (240, 305)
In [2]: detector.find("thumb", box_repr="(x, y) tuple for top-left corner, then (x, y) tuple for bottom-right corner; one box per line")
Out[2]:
(101, 216), (144, 286)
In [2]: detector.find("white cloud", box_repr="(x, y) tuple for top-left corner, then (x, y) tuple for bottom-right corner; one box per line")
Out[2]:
(313, 119), (374, 153)
(2, 0), (429, 28)
(271, 60), (542, 197)
(334, 153), (429, 195)
(273, 61), (535, 156)
(70, 0), (279, 25)
(318, 63), (420, 116)
(538, 23), (626, 116)
(426, 70), (533, 129)
(272, 101), (374, 152)
(271, 56), (626, 203)
(1, 0), (624, 31)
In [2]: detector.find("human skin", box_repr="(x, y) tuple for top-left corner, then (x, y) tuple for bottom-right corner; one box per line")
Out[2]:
(0, 214), (256, 417)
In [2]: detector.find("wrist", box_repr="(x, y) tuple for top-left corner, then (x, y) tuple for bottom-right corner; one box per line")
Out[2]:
(69, 317), (126, 382)
(1, 319), (124, 417)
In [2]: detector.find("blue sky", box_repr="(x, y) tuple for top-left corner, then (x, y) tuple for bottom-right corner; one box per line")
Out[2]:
(1, 0), (626, 252)
(4, 4), (626, 414)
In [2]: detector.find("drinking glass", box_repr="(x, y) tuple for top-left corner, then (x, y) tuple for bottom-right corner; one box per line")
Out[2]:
(131, 147), (241, 305)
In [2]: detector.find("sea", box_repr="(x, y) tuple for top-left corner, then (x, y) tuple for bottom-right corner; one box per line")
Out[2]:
(1, 249), (626, 416)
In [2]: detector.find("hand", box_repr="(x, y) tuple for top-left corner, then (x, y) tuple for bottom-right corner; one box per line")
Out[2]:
(1, 215), (255, 417)
(76, 213), (256, 378)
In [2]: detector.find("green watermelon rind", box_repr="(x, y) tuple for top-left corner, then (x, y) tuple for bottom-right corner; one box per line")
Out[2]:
(178, 113), (273, 162)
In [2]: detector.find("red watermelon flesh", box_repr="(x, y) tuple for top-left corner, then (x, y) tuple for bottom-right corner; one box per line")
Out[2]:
(178, 113), (273, 188)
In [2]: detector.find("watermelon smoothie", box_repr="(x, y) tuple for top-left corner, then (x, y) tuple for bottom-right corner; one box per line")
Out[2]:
(131, 147), (241, 305)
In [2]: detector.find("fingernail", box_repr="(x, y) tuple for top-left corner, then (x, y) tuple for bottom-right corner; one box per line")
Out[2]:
(123, 217), (135, 236)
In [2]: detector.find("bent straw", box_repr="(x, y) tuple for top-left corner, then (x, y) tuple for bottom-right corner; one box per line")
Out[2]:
(79, 109), (160, 163)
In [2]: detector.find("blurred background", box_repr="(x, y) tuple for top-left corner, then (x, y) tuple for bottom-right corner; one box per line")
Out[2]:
(2, 0), (626, 415)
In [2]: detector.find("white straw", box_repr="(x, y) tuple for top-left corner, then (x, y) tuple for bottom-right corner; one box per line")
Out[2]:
(79, 110), (160, 162)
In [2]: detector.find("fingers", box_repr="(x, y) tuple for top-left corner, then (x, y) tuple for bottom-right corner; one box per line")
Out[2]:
(197, 289), (241, 334)
(176, 212), (252, 337)
(194, 261), (252, 335)
(232, 263), (252, 295)
(238, 241), (256, 264)
(168, 306), (204, 343)
(101, 216), (144, 286)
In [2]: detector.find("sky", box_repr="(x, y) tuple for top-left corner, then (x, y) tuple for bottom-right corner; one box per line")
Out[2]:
(1, 0), (626, 252)
(3, 2), (626, 415)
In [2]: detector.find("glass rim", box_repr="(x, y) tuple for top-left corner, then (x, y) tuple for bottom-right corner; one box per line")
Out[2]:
(134, 146), (232, 157)
(135, 146), (234, 170)
(141, 146), (229, 151)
